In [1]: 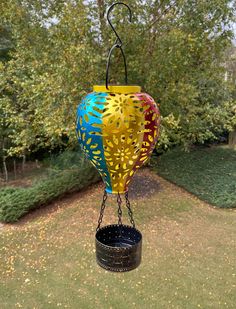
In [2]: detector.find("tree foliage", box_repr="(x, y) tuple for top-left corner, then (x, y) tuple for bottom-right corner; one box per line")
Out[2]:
(0, 0), (235, 158)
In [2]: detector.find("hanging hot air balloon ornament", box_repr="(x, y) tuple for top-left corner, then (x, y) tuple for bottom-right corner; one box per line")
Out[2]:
(76, 2), (160, 272)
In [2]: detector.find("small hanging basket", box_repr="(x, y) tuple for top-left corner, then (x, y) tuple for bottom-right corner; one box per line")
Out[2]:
(95, 191), (142, 272)
(95, 224), (142, 272)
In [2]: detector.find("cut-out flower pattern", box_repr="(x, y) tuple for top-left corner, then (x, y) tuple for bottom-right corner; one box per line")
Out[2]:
(76, 91), (160, 193)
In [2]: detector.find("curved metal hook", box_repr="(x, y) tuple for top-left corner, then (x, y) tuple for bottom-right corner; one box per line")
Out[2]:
(106, 2), (132, 90)
(106, 42), (128, 90)
(107, 2), (132, 46)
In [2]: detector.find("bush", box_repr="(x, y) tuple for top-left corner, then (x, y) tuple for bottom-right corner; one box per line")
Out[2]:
(0, 165), (100, 223)
(44, 149), (85, 171)
(0, 187), (19, 197)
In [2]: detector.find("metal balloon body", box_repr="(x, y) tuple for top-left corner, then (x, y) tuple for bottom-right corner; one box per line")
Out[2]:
(76, 85), (160, 194)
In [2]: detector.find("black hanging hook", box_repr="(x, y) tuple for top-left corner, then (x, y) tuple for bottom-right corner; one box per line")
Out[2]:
(106, 2), (132, 90)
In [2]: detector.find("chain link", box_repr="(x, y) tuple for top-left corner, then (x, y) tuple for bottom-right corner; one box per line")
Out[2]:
(96, 190), (135, 231)
(96, 190), (108, 232)
(125, 191), (135, 228)
(117, 193), (122, 226)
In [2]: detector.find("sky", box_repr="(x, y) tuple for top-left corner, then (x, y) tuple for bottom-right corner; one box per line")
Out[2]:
(233, 22), (236, 44)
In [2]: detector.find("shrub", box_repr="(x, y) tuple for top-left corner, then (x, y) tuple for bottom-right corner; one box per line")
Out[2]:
(44, 149), (85, 171)
(0, 165), (100, 223)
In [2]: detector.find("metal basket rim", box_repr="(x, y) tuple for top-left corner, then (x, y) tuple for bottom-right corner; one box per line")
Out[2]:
(95, 224), (142, 250)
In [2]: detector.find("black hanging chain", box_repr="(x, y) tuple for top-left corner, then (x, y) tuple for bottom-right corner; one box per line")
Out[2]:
(117, 192), (123, 226)
(96, 190), (135, 231)
(96, 190), (108, 232)
(125, 191), (135, 228)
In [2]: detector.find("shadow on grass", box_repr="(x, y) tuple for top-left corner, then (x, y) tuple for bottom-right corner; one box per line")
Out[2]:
(128, 168), (162, 200)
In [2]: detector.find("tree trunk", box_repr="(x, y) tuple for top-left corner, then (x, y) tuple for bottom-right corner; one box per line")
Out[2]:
(97, 0), (106, 43)
(228, 129), (236, 148)
(14, 159), (17, 179)
(2, 138), (8, 182)
(22, 154), (26, 173)
(3, 156), (8, 182)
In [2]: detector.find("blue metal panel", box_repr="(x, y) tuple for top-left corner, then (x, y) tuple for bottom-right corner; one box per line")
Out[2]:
(76, 92), (112, 192)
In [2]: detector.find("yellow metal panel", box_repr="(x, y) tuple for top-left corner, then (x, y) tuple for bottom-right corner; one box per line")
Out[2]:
(101, 92), (145, 193)
(93, 85), (141, 94)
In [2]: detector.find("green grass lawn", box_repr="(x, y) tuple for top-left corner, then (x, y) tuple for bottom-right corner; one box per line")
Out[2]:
(152, 146), (236, 208)
(0, 169), (236, 309)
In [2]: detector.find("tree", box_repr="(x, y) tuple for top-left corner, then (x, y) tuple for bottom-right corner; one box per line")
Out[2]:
(0, 15), (16, 179)
(1, 0), (99, 157)
(0, 25), (13, 62)
(0, 0), (235, 158)
(224, 45), (236, 148)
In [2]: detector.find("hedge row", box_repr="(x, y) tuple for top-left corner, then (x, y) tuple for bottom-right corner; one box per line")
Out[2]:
(0, 166), (100, 223)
